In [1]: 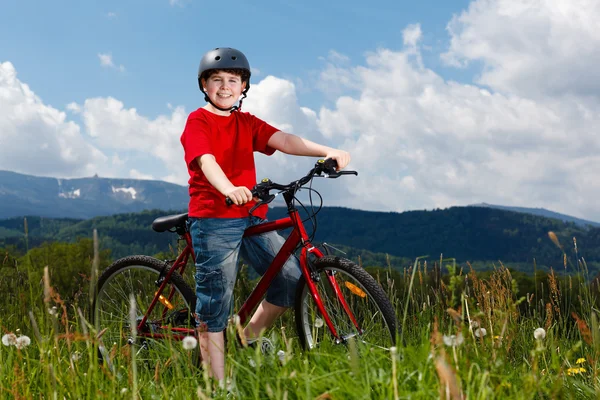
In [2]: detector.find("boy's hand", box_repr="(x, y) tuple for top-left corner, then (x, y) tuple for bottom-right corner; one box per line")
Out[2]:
(225, 186), (253, 205)
(324, 150), (351, 170)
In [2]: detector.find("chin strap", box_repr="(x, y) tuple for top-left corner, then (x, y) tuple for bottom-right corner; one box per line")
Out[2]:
(203, 92), (247, 113)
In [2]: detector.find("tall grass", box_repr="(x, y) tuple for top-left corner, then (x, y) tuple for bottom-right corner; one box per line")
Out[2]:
(1, 232), (599, 399)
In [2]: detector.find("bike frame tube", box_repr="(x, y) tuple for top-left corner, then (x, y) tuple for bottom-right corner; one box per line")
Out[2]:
(138, 232), (194, 332)
(139, 210), (363, 342)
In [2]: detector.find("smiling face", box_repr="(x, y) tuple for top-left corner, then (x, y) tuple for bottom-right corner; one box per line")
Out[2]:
(201, 70), (247, 115)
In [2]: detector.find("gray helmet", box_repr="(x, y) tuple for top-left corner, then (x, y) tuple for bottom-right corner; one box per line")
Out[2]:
(197, 47), (251, 94)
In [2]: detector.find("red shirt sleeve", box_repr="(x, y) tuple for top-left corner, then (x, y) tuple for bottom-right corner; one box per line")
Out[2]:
(251, 115), (278, 155)
(181, 115), (212, 171)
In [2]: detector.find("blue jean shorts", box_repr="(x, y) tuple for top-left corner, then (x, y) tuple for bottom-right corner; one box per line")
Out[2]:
(188, 216), (301, 332)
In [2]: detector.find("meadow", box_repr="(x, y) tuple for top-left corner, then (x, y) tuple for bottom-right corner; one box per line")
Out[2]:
(1, 231), (599, 399)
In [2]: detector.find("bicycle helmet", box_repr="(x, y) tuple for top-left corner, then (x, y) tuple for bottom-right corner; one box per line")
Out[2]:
(197, 47), (251, 112)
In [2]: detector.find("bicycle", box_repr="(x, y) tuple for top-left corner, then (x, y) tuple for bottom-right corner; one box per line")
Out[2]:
(92, 159), (398, 366)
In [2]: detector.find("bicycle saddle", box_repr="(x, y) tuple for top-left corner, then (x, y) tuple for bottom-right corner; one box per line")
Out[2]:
(151, 213), (189, 233)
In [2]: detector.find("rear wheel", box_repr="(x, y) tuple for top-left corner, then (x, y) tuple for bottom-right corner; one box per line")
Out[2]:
(295, 256), (397, 352)
(92, 255), (198, 368)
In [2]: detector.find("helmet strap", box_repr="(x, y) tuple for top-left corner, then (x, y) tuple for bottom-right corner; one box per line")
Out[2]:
(202, 91), (248, 113)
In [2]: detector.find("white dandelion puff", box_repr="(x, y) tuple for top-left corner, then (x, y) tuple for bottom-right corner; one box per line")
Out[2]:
(474, 328), (487, 338)
(182, 336), (198, 350)
(534, 327), (546, 340)
(442, 333), (464, 347)
(314, 318), (324, 328)
(2, 333), (17, 346)
(277, 350), (286, 363)
(15, 335), (31, 349)
(470, 320), (479, 329)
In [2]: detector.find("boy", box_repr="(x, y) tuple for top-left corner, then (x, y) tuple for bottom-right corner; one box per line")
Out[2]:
(180, 47), (350, 381)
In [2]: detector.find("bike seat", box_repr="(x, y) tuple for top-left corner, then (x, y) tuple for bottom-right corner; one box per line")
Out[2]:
(152, 213), (189, 233)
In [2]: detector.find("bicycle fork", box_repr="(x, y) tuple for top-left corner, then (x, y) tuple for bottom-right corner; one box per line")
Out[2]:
(301, 246), (363, 343)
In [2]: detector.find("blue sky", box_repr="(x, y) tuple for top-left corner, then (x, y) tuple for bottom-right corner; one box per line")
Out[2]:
(1, 0), (472, 117)
(1, 0), (599, 222)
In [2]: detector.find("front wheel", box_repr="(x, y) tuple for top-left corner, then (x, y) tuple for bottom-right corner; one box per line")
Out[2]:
(92, 255), (198, 368)
(295, 256), (398, 351)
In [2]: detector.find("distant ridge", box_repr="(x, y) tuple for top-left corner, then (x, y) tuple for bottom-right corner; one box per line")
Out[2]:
(0, 170), (189, 219)
(469, 203), (600, 228)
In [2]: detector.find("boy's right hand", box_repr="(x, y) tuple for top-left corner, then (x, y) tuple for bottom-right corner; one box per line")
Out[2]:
(224, 186), (254, 205)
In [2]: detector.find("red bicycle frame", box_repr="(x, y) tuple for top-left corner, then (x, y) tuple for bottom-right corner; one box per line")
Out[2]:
(137, 209), (361, 342)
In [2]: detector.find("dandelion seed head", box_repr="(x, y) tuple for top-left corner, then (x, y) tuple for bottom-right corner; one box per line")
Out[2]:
(314, 318), (324, 328)
(470, 320), (479, 329)
(534, 327), (546, 340)
(15, 335), (31, 349)
(442, 333), (464, 347)
(2, 333), (17, 346)
(474, 328), (487, 338)
(182, 335), (198, 350)
(277, 350), (286, 363)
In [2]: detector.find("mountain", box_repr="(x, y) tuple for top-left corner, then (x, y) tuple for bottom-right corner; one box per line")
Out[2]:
(0, 170), (189, 219)
(469, 203), (600, 228)
(1, 206), (599, 275)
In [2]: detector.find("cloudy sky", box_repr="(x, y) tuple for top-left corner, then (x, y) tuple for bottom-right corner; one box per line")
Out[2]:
(1, 0), (599, 222)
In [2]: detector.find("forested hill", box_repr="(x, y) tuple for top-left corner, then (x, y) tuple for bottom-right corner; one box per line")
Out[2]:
(0, 206), (598, 273)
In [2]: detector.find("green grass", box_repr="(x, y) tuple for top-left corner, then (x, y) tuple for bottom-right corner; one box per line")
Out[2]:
(2, 245), (600, 399)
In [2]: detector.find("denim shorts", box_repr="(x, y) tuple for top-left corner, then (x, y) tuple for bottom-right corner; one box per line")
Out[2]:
(188, 216), (301, 332)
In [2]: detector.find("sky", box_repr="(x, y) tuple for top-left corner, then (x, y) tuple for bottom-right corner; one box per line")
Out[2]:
(1, 0), (599, 222)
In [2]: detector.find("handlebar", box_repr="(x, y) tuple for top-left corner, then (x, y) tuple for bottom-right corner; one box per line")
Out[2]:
(225, 158), (357, 209)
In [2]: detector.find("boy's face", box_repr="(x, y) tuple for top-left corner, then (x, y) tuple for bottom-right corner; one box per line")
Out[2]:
(202, 70), (247, 110)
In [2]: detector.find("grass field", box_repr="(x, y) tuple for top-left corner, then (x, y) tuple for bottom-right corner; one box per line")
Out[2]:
(1, 234), (599, 399)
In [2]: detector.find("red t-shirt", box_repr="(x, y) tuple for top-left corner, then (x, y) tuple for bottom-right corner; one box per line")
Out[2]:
(180, 108), (278, 218)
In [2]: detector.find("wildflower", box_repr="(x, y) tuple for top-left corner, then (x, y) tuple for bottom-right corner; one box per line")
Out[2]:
(181, 336), (198, 351)
(534, 328), (546, 340)
(48, 306), (58, 316)
(71, 351), (82, 362)
(2, 333), (17, 346)
(15, 335), (31, 349)
(576, 358), (586, 364)
(442, 333), (464, 347)
(474, 328), (487, 338)
(567, 367), (586, 376)
(470, 320), (479, 329)
(314, 318), (324, 328)
(121, 388), (128, 394)
(277, 350), (286, 363)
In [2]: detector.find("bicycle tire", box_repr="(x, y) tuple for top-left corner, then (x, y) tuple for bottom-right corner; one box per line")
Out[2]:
(92, 255), (198, 368)
(295, 256), (398, 351)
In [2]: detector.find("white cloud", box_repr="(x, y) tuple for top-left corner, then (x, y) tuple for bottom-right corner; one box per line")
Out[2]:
(0, 61), (107, 177)
(74, 97), (188, 183)
(98, 53), (125, 72)
(107, 12), (117, 18)
(442, 0), (600, 99)
(403, 23), (422, 48)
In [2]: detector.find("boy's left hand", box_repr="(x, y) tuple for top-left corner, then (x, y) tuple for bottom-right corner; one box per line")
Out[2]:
(324, 150), (351, 170)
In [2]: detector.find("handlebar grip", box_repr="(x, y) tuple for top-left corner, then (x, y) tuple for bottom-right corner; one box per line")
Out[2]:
(225, 189), (259, 206)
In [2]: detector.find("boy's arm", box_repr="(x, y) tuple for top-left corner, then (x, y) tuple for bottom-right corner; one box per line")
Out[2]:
(196, 154), (253, 205)
(267, 131), (351, 170)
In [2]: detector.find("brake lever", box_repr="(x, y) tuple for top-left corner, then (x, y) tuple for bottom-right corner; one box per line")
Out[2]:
(248, 194), (276, 214)
(323, 170), (358, 178)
